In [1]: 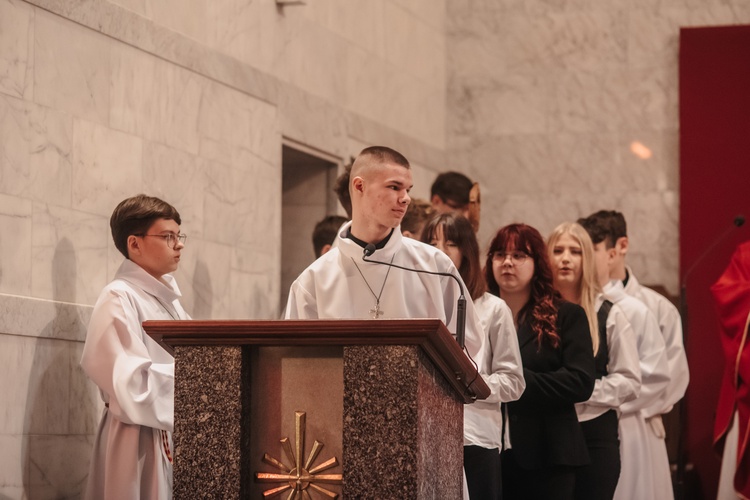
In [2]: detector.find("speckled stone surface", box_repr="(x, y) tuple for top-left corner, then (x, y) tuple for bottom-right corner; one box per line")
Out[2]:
(343, 345), (463, 499)
(173, 346), (246, 499)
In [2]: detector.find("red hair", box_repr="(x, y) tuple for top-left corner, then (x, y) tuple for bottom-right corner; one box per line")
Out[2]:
(485, 223), (560, 349)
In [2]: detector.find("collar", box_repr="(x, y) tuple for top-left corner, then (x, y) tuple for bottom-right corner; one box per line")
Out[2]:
(602, 279), (626, 303)
(336, 221), (404, 263)
(115, 259), (182, 303)
(345, 227), (393, 251)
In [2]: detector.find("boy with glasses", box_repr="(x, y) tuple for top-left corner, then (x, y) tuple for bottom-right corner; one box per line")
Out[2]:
(81, 194), (189, 500)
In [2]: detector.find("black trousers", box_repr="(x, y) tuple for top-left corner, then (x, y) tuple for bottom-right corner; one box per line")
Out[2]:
(501, 449), (576, 500)
(574, 410), (621, 500)
(464, 445), (502, 500)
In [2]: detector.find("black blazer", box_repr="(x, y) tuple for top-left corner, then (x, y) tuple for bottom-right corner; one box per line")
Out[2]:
(505, 300), (595, 469)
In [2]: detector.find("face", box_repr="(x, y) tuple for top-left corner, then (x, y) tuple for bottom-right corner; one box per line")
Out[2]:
(429, 224), (462, 269)
(592, 241), (614, 287)
(492, 245), (534, 297)
(355, 163), (413, 234)
(550, 233), (583, 289)
(128, 218), (184, 279)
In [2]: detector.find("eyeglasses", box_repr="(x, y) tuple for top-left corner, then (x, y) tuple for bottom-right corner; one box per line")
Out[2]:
(136, 233), (187, 249)
(492, 251), (530, 265)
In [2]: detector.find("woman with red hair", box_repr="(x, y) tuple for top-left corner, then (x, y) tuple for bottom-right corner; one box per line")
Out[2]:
(486, 223), (595, 499)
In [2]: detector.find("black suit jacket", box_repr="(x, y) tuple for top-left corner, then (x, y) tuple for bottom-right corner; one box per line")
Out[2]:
(505, 300), (595, 469)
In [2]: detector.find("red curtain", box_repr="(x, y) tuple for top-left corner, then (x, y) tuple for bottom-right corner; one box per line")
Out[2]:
(680, 24), (750, 499)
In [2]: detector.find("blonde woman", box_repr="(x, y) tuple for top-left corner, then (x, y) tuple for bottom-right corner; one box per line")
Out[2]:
(547, 222), (641, 500)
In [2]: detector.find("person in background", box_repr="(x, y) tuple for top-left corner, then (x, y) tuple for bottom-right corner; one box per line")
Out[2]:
(711, 241), (750, 499)
(578, 214), (671, 500)
(422, 213), (525, 500)
(401, 198), (434, 240)
(312, 215), (348, 258)
(548, 222), (641, 500)
(430, 171), (481, 232)
(486, 223), (595, 500)
(81, 194), (190, 500)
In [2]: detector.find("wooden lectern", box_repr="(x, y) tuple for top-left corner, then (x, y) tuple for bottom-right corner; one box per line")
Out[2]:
(144, 319), (490, 499)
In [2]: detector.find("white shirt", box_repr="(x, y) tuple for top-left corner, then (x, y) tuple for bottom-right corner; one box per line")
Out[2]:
(464, 293), (525, 449)
(624, 266), (689, 417)
(81, 259), (189, 500)
(285, 222), (485, 359)
(603, 280), (670, 415)
(576, 296), (641, 422)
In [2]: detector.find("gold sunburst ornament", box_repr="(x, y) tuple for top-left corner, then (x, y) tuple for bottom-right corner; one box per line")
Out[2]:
(255, 411), (343, 499)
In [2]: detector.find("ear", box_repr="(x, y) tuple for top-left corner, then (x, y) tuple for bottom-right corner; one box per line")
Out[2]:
(402, 230), (415, 239)
(606, 246), (618, 265)
(320, 243), (332, 256)
(351, 176), (365, 195)
(617, 236), (629, 257)
(431, 194), (443, 208)
(127, 235), (142, 258)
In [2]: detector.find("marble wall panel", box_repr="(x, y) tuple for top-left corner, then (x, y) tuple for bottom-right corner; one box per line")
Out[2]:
(25, 434), (93, 500)
(382, 70), (445, 150)
(390, 0), (446, 31)
(34, 9), (110, 125)
(110, 43), (202, 155)
(31, 203), (109, 305)
(274, 15), (347, 107)
(0, 94), (73, 207)
(384, 1), (446, 88)
(343, 45), (388, 131)
(229, 271), (276, 319)
(107, 0), (150, 18)
(206, 0), (277, 74)
(172, 238), (232, 319)
(71, 118), (143, 217)
(0, 0), (34, 101)
(0, 434), (27, 499)
(503, 10), (628, 73)
(0, 194), (33, 296)
(150, 0), (209, 45)
(0, 293), (92, 343)
(308, 0), (386, 58)
(198, 80), (280, 167)
(142, 141), (204, 240)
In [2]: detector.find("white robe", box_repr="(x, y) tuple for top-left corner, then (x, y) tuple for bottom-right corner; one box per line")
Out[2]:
(81, 259), (189, 500)
(624, 267), (689, 500)
(464, 293), (525, 450)
(604, 280), (671, 500)
(575, 297), (641, 422)
(285, 222), (487, 360)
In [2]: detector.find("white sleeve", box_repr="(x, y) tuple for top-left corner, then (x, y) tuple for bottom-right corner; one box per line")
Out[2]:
(620, 308), (670, 414)
(645, 299), (689, 417)
(81, 289), (174, 431)
(284, 281), (319, 319)
(585, 304), (641, 408)
(478, 300), (525, 404)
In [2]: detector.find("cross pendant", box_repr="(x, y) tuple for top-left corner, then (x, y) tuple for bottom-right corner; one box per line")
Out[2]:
(370, 304), (384, 319)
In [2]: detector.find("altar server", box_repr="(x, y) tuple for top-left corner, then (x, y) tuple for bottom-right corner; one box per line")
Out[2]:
(579, 215), (671, 500)
(81, 195), (189, 500)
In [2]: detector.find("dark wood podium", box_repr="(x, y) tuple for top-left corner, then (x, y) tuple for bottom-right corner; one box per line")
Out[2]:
(144, 319), (490, 499)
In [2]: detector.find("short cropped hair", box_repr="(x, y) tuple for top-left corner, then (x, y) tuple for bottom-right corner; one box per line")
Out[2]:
(431, 171), (473, 207)
(110, 194), (181, 258)
(356, 146), (410, 170)
(313, 215), (348, 258)
(577, 210), (627, 248)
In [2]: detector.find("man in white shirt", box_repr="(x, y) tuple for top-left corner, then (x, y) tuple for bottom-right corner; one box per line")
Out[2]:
(579, 214), (671, 500)
(583, 210), (689, 499)
(284, 145), (524, 418)
(81, 194), (190, 500)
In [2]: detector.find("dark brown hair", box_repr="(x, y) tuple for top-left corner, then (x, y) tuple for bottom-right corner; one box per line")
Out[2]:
(422, 213), (486, 301)
(110, 194), (181, 258)
(485, 223), (560, 349)
(577, 210), (627, 248)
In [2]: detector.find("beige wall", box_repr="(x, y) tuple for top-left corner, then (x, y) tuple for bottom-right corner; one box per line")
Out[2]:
(447, 0), (750, 294)
(3, 0), (750, 496)
(0, 0), (446, 496)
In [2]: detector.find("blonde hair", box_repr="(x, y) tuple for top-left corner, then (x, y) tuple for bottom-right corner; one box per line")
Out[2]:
(547, 222), (600, 355)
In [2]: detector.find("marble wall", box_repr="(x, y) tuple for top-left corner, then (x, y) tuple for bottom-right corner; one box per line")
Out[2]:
(447, 0), (750, 295)
(0, 0), (448, 497)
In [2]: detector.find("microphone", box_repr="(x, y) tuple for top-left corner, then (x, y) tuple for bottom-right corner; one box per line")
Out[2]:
(362, 244), (467, 349)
